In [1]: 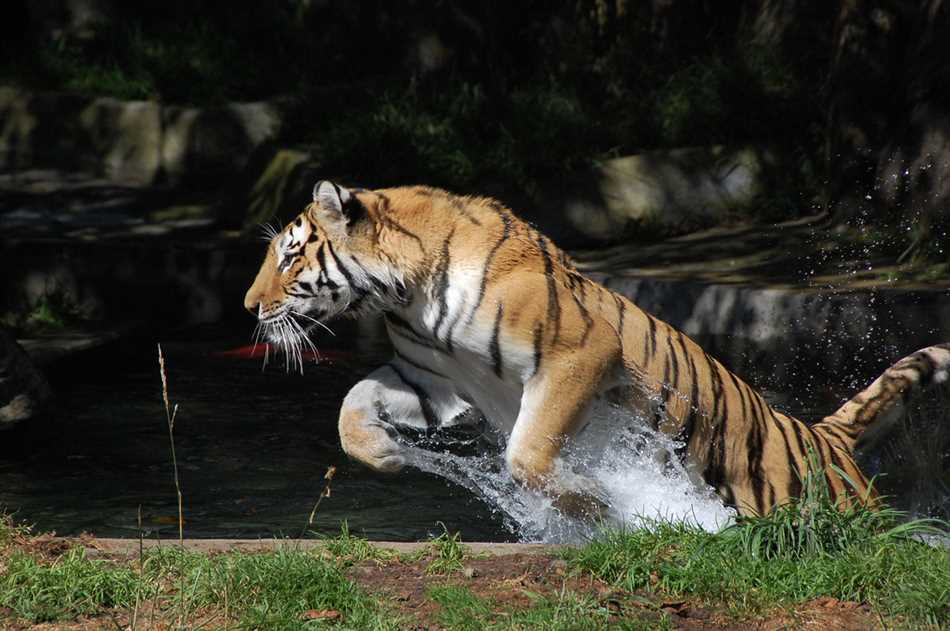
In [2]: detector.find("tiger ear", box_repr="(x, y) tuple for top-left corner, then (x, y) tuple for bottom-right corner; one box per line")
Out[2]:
(310, 180), (362, 233)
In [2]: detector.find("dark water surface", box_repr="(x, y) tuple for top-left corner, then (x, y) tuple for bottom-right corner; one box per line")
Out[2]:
(1, 321), (946, 540)
(0, 321), (511, 541)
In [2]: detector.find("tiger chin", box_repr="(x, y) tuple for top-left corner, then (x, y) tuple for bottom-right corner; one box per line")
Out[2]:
(244, 180), (950, 521)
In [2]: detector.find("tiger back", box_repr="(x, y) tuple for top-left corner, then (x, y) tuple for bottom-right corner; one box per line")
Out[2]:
(244, 181), (950, 518)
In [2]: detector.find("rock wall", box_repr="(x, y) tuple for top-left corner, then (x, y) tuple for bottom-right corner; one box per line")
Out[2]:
(592, 272), (950, 398)
(526, 146), (773, 246)
(0, 87), (282, 187)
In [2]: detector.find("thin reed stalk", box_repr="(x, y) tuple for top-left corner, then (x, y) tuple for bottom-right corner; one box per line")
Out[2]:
(157, 343), (183, 547)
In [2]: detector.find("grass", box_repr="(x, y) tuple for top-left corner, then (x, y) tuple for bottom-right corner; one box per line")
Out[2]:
(567, 468), (950, 626)
(0, 539), (396, 629)
(0, 505), (946, 629)
(424, 523), (468, 574)
(428, 584), (672, 630)
(323, 520), (397, 563)
(0, 547), (139, 621)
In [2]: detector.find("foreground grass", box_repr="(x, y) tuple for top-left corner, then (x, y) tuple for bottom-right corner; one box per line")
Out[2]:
(568, 472), (950, 627)
(0, 524), (397, 629)
(1, 494), (947, 630)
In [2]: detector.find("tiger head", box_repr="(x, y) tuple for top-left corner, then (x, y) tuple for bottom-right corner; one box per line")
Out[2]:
(244, 180), (406, 360)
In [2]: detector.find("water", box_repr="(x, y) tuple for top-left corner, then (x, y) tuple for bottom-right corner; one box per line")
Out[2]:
(1, 320), (947, 543)
(0, 321), (511, 542)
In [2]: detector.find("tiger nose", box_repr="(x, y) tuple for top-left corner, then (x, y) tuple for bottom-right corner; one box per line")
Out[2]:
(243, 291), (260, 316)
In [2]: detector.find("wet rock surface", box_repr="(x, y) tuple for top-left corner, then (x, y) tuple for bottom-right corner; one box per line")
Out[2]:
(0, 328), (51, 428)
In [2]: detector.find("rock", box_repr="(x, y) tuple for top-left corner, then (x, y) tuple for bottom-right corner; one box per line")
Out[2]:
(79, 97), (162, 184)
(0, 87), (282, 187)
(526, 145), (773, 247)
(161, 102), (283, 187)
(230, 146), (321, 233)
(0, 328), (52, 429)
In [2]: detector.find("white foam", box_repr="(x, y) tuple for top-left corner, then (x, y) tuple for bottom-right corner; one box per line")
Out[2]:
(404, 409), (735, 543)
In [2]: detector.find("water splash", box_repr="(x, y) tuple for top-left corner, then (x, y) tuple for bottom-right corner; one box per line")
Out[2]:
(403, 408), (735, 543)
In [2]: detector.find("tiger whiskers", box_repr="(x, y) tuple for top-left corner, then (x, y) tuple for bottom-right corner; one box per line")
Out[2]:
(258, 221), (281, 242)
(255, 305), (338, 374)
(288, 313), (322, 366)
(291, 309), (336, 337)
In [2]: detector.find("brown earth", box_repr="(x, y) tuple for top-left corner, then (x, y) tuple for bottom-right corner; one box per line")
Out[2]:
(344, 550), (879, 630)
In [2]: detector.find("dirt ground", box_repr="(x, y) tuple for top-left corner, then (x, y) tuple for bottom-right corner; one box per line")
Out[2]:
(345, 552), (881, 630)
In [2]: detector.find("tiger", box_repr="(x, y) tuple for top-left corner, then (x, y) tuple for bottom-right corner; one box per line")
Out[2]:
(244, 180), (950, 518)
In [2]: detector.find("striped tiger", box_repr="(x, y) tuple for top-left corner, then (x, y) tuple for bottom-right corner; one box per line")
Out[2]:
(244, 181), (950, 518)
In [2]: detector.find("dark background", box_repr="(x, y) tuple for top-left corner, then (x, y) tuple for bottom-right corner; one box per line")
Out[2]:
(1, 0), (949, 256)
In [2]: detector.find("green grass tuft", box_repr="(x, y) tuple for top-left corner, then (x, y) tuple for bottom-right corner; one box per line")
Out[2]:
(567, 467), (950, 624)
(324, 520), (397, 562)
(429, 585), (494, 630)
(425, 524), (468, 575)
(140, 545), (397, 630)
(0, 547), (140, 622)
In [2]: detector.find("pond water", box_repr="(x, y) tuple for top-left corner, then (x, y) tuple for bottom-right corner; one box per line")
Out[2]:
(0, 320), (510, 542)
(0, 319), (947, 542)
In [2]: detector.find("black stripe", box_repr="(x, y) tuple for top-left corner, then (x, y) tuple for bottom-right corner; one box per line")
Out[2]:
(490, 302), (504, 377)
(571, 283), (594, 345)
(447, 194), (482, 225)
(388, 363), (438, 429)
(377, 193), (425, 250)
(743, 386), (766, 515)
(538, 235), (561, 338)
(676, 336), (701, 455)
(325, 241), (357, 287)
(613, 294), (627, 348)
(443, 307), (465, 353)
(646, 316), (658, 361)
(531, 322), (544, 378)
(665, 335), (680, 389)
(774, 416), (803, 500)
(468, 213), (513, 323)
(432, 227), (456, 338)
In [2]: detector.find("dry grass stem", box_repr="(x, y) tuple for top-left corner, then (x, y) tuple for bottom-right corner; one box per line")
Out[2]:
(300, 465), (337, 539)
(157, 343), (184, 548)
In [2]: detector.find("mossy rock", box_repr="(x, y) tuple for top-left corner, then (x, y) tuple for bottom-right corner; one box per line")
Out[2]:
(230, 145), (321, 234)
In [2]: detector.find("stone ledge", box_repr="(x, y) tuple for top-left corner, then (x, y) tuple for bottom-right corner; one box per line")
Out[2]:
(84, 537), (555, 557)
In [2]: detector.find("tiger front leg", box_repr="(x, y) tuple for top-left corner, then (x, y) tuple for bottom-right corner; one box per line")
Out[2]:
(338, 361), (478, 473)
(338, 366), (420, 473)
(505, 348), (620, 521)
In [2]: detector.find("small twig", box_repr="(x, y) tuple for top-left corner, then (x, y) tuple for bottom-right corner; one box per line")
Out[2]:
(299, 466), (337, 540)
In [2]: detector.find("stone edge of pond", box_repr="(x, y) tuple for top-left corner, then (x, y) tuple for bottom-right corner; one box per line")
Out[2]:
(591, 272), (950, 387)
(80, 538), (557, 557)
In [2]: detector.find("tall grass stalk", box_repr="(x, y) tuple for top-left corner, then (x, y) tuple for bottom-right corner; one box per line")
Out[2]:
(157, 343), (183, 547)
